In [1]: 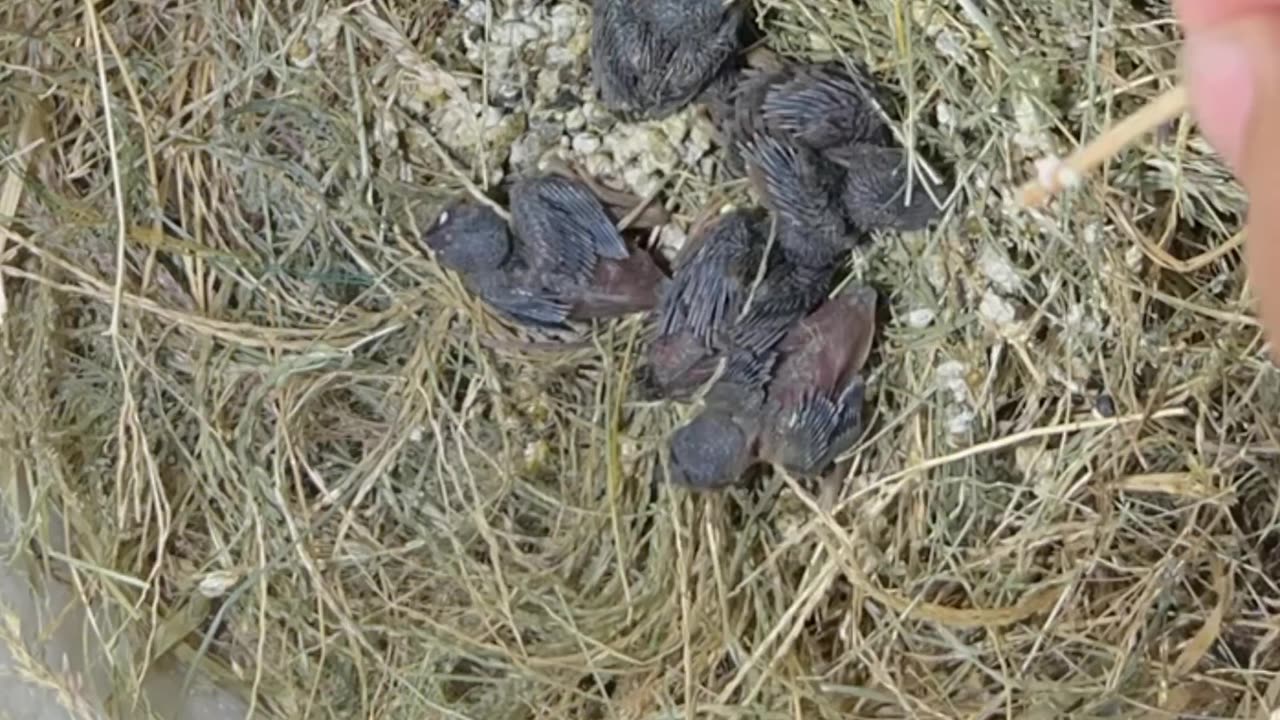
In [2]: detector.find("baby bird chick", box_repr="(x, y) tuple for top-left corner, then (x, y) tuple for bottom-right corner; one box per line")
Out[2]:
(825, 143), (948, 233)
(730, 58), (889, 154)
(423, 173), (667, 329)
(666, 286), (877, 490)
(743, 134), (851, 268)
(758, 285), (877, 475)
(591, 0), (746, 120)
(644, 206), (834, 402)
(723, 55), (947, 257)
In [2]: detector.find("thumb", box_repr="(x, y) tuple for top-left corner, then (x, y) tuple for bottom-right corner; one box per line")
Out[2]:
(1184, 15), (1280, 357)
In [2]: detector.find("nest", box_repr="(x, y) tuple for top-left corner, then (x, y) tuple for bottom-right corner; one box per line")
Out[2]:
(1, 0), (1276, 717)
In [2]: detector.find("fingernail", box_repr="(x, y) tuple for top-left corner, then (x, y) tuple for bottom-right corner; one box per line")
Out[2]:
(1184, 30), (1256, 169)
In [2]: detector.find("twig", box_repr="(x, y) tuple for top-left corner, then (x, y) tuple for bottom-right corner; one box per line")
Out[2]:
(1019, 85), (1189, 207)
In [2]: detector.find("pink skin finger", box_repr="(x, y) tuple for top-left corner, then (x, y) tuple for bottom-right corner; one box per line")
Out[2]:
(1175, 5), (1280, 359)
(1175, 0), (1280, 30)
(1176, 0), (1280, 167)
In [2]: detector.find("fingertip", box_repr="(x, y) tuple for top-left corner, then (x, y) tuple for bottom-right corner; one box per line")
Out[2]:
(1183, 29), (1255, 170)
(1245, 220), (1280, 365)
(1234, 18), (1280, 362)
(1177, 4), (1280, 357)
(1176, 0), (1280, 30)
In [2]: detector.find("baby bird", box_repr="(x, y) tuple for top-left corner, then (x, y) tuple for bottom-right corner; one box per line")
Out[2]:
(591, 0), (746, 120)
(665, 286), (877, 490)
(423, 173), (667, 329)
(745, 133), (946, 265)
(757, 285), (877, 475)
(645, 208), (765, 400)
(644, 207), (834, 401)
(825, 142), (948, 233)
(720, 56), (946, 257)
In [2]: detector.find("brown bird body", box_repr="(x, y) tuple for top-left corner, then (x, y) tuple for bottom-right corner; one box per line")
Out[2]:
(575, 249), (669, 320)
(758, 286), (877, 475)
(423, 172), (668, 329)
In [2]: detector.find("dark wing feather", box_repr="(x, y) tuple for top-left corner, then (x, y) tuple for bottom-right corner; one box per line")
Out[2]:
(730, 69), (779, 150)
(704, 349), (773, 412)
(469, 273), (572, 329)
(657, 210), (760, 345)
(729, 266), (823, 357)
(762, 288), (875, 472)
(763, 63), (887, 149)
(766, 389), (843, 474)
(715, 258), (835, 408)
(650, 210), (768, 400)
(821, 375), (868, 467)
(511, 175), (629, 287)
(742, 134), (847, 239)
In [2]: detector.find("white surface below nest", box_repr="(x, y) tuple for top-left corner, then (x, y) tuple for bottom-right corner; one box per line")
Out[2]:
(0, 500), (249, 720)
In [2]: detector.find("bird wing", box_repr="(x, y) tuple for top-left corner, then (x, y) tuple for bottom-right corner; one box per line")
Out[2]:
(742, 134), (846, 238)
(702, 348), (773, 412)
(469, 273), (572, 329)
(827, 143), (945, 232)
(822, 375), (868, 467)
(762, 62), (887, 149)
(764, 389), (842, 474)
(761, 288), (875, 472)
(730, 69), (778, 149)
(763, 375), (866, 475)
(772, 286), (875, 394)
(511, 174), (630, 286)
(731, 259), (833, 355)
(658, 210), (760, 346)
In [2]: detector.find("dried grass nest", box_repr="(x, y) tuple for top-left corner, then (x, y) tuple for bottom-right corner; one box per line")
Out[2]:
(2, 0), (1278, 718)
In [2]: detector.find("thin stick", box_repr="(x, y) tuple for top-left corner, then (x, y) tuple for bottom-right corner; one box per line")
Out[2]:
(1019, 85), (1189, 207)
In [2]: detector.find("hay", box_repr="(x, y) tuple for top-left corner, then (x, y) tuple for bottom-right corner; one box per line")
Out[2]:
(1, 0), (1277, 717)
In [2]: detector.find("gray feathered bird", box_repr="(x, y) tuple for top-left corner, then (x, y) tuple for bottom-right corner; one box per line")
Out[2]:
(423, 173), (668, 329)
(743, 134), (851, 268)
(591, 0), (746, 120)
(665, 286), (877, 490)
(714, 55), (947, 259)
(644, 206), (834, 402)
(729, 58), (890, 154)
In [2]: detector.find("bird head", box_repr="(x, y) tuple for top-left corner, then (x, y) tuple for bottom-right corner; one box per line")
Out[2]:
(667, 409), (754, 491)
(422, 200), (512, 275)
